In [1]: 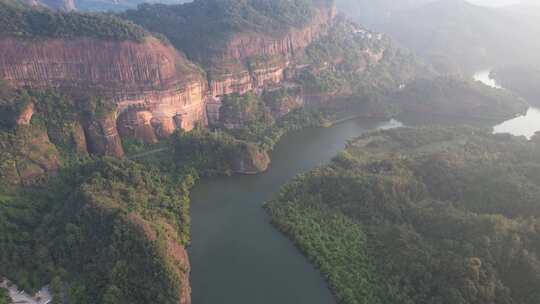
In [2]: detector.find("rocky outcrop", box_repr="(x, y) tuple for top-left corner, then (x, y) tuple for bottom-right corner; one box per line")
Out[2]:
(219, 5), (336, 63)
(83, 113), (125, 158)
(71, 121), (89, 155)
(231, 142), (270, 174)
(208, 4), (336, 99)
(15, 102), (34, 126)
(0, 1), (340, 156)
(210, 71), (253, 97)
(116, 80), (207, 144)
(0, 36), (208, 153)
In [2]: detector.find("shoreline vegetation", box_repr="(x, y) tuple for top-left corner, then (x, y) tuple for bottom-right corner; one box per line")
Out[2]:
(267, 127), (540, 304)
(0, 0), (537, 303)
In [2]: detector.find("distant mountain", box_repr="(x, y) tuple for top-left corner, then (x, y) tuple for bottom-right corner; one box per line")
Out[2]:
(75, 0), (190, 12)
(335, 0), (436, 27)
(20, 0), (191, 12)
(19, 0), (75, 10)
(339, 0), (540, 74)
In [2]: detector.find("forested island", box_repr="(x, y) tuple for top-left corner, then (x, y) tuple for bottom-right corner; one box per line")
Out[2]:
(268, 127), (540, 304)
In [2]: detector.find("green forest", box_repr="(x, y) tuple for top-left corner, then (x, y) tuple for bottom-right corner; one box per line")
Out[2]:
(0, 158), (193, 304)
(391, 76), (528, 121)
(267, 127), (540, 304)
(0, 84), (195, 303)
(0, 0), (147, 41)
(0, 80), (321, 303)
(1, 0), (538, 303)
(122, 0), (329, 62)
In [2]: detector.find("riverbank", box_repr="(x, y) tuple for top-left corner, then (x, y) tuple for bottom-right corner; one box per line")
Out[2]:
(188, 117), (401, 304)
(266, 126), (540, 304)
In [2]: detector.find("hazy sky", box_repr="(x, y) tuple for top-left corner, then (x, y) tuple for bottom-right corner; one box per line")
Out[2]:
(467, 0), (521, 7)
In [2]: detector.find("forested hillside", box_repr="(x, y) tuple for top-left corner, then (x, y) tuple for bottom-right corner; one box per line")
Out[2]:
(392, 76), (527, 120)
(0, 84), (195, 303)
(1, 0), (537, 303)
(122, 0), (329, 63)
(0, 157), (193, 303)
(0, 0), (147, 41)
(268, 127), (540, 304)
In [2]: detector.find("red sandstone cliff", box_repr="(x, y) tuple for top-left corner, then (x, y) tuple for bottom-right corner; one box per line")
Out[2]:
(208, 4), (337, 98)
(205, 3), (336, 125)
(0, 36), (208, 155)
(0, 2), (338, 148)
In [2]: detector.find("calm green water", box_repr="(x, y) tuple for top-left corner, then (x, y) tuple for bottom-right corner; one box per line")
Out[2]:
(189, 118), (402, 304)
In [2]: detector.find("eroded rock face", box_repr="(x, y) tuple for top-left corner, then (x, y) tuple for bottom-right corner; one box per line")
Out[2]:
(220, 6), (336, 63)
(71, 121), (89, 155)
(231, 142), (270, 174)
(15, 102), (34, 126)
(0, 36), (208, 153)
(210, 71), (253, 97)
(84, 113), (125, 158)
(0, 3), (338, 155)
(117, 81), (208, 139)
(208, 4), (336, 98)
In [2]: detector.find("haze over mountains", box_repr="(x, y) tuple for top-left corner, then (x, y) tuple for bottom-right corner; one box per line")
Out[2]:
(337, 0), (540, 74)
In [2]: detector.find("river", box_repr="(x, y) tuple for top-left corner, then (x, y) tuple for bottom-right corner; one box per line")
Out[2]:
(474, 69), (540, 139)
(188, 118), (402, 304)
(188, 69), (539, 304)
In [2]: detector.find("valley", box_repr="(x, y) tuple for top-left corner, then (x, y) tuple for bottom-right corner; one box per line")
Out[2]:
(267, 127), (540, 304)
(1, 0), (540, 304)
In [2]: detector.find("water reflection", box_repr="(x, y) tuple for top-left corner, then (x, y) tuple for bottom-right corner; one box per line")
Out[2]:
(494, 107), (540, 139)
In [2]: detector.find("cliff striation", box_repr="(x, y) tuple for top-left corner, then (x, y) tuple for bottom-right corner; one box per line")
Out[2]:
(0, 36), (208, 154)
(207, 4), (337, 98)
(123, 0), (338, 123)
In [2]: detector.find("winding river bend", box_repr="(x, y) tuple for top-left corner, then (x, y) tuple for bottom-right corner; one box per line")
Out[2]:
(473, 69), (540, 139)
(189, 69), (539, 304)
(189, 118), (402, 304)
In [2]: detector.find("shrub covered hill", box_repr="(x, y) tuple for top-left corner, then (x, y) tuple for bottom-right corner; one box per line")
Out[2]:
(268, 127), (540, 304)
(0, 85), (195, 303)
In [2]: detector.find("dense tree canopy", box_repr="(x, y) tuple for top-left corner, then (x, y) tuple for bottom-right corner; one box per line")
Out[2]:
(268, 127), (540, 304)
(0, 158), (193, 303)
(122, 0), (327, 62)
(0, 0), (147, 41)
